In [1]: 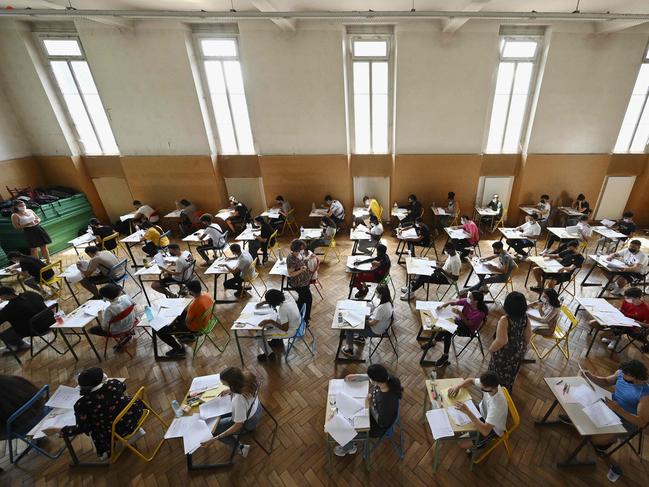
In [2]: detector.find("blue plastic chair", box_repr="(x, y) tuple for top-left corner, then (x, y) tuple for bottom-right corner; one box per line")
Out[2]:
(362, 402), (405, 468)
(283, 304), (316, 363)
(4, 385), (66, 464)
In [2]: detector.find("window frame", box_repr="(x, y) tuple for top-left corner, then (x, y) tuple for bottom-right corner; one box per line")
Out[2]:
(36, 33), (119, 155)
(193, 33), (256, 155)
(485, 35), (543, 154)
(613, 41), (649, 154)
(346, 34), (394, 155)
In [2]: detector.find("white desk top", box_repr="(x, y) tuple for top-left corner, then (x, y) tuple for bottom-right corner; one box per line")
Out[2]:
(164, 209), (183, 218)
(235, 228), (261, 241)
(475, 207), (499, 216)
(445, 227), (470, 240)
(548, 227), (579, 240)
(528, 256), (565, 273)
(352, 207), (370, 218)
(260, 209), (281, 219)
(216, 209), (235, 220)
(346, 255), (373, 271)
(300, 228), (323, 240)
(331, 301), (371, 330)
(469, 257), (503, 275)
(182, 230), (204, 243)
(499, 227), (529, 240)
(269, 259), (289, 277)
(558, 207), (584, 217)
(134, 264), (163, 276)
(120, 229), (145, 244)
(576, 297), (641, 328)
(391, 207), (408, 220)
(0, 263), (20, 277)
(519, 206), (540, 215)
(325, 379), (370, 431)
(406, 256), (436, 276)
(350, 228), (372, 241)
(68, 232), (95, 247)
(309, 208), (328, 218)
(52, 300), (110, 329)
(592, 226), (626, 239)
(231, 302), (276, 330)
(432, 207), (451, 216)
(588, 254), (627, 272)
(120, 212), (136, 222)
(204, 258), (235, 275)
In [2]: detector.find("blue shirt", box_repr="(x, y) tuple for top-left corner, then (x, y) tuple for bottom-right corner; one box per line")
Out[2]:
(612, 371), (649, 415)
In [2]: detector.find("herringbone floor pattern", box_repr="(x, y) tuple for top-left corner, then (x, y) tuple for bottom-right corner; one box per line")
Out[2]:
(1, 228), (648, 487)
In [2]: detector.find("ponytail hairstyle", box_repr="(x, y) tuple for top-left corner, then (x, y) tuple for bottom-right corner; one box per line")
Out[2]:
(220, 367), (258, 399)
(469, 291), (489, 316)
(367, 364), (403, 399)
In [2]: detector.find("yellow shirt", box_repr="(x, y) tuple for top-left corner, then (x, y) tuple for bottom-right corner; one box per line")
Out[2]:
(143, 226), (169, 247)
(368, 199), (383, 220)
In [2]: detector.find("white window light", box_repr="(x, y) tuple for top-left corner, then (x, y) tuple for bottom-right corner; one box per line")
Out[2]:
(349, 37), (392, 154)
(41, 36), (118, 155)
(486, 37), (541, 154)
(198, 37), (255, 155)
(614, 45), (649, 153)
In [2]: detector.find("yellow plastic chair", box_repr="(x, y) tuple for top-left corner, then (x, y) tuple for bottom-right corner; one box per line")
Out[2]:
(473, 387), (520, 464)
(530, 305), (578, 361)
(267, 230), (281, 260)
(449, 208), (461, 227)
(321, 231), (342, 263)
(39, 260), (63, 298)
(110, 387), (168, 463)
(100, 231), (121, 257)
(493, 208), (508, 232)
(578, 239), (589, 254)
(244, 257), (268, 297)
(280, 208), (298, 236)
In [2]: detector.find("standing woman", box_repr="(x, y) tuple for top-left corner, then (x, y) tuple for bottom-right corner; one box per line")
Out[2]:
(286, 239), (313, 323)
(488, 291), (532, 392)
(11, 201), (51, 262)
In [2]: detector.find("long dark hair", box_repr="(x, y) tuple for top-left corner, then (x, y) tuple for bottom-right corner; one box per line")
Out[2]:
(504, 291), (528, 320)
(468, 291), (489, 316)
(376, 284), (391, 304)
(367, 364), (402, 399)
(543, 288), (561, 308)
(220, 367), (258, 399)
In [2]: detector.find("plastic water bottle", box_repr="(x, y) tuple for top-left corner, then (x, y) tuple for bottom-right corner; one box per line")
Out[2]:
(430, 369), (437, 380)
(300, 226), (304, 236)
(171, 400), (183, 418)
(144, 306), (154, 322)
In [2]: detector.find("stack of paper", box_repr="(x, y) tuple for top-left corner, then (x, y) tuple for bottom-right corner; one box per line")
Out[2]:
(409, 258), (436, 276)
(325, 414), (357, 446)
(583, 401), (622, 428)
(336, 392), (366, 420)
(400, 228), (419, 239)
(342, 379), (369, 398)
(33, 410), (77, 438)
(426, 409), (454, 440)
(199, 396), (232, 419)
(447, 229), (467, 240)
(446, 401), (481, 426)
(45, 385), (81, 409)
(341, 310), (366, 328)
(338, 300), (370, 312)
(189, 374), (222, 394)
(165, 415), (215, 454)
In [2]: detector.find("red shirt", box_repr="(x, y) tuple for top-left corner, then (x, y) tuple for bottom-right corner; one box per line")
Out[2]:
(463, 221), (480, 245)
(620, 300), (649, 324)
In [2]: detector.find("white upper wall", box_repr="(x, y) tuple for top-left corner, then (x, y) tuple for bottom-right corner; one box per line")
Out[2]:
(0, 83), (30, 161)
(238, 22), (347, 155)
(395, 25), (500, 153)
(528, 31), (648, 153)
(0, 22), (71, 156)
(75, 20), (211, 155)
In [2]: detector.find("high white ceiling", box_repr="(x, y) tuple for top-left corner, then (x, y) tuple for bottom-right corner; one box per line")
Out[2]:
(1, 0), (648, 14)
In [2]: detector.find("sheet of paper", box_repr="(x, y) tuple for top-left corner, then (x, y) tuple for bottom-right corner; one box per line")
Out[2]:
(426, 409), (455, 440)
(341, 310), (366, 328)
(325, 414), (357, 447)
(416, 301), (443, 312)
(82, 300), (109, 318)
(338, 300), (370, 312)
(148, 315), (174, 331)
(159, 307), (184, 318)
(446, 400), (482, 426)
(343, 379), (369, 398)
(199, 396), (232, 420)
(400, 228), (418, 239)
(583, 401), (622, 428)
(439, 387), (471, 406)
(329, 379), (344, 395)
(578, 365), (613, 400)
(34, 410), (77, 438)
(45, 385), (80, 409)
(62, 264), (84, 284)
(183, 418), (214, 455)
(336, 392), (365, 420)
(164, 415), (197, 439)
(236, 312), (275, 327)
(190, 374), (222, 394)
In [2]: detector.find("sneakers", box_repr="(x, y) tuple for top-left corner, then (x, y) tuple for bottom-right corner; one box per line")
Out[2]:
(607, 465), (622, 482)
(341, 347), (355, 357)
(7, 340), (30, 352)
(333, 443), (358, 456)
(127, 428), (146, 445)
(434, 354), (450, 367)
(608, 340), (619, 351)
(421, 340), (436, 351)
(239, 443), (251, 458)
(257, 352), (276, 362)
(400, 286), (410, 293)
(352, 335), (365, 344)
(165, 348), (186, 358)
(354, 287), (369, 299)
(601, 337), (612, 343)
(400, 292), (414, 301)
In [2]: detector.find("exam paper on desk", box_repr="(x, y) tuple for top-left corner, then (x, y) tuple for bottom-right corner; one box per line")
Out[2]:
(426, 409), (454, 440)
(325, 414), (358, 447)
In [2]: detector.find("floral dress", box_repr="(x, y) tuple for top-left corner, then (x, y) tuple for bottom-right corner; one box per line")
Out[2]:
(488, 316), (529, 392)
(62, 380), (144, 456)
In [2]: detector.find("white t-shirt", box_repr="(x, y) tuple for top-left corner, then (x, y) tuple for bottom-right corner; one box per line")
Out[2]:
(101, 295), (136, 334)
(442, 253), (462, 278)
(231, 393), (260, 423)
(474, 379), (508, 436)
(370, 301), (393, 335)
(236, 250), (254, 280)
(370, 222), (384, 238)
(330, 200), (345, 219)
(618, 248), (649, 273)
(173, 250), (194, 281)
(538, 202), (551, 219)
(203, 224), (226, 248)
(277, 295), (301, 336)
(137, 204), (159, 223)
(520, 221), (541, 238)
(577, 221), (592, 239)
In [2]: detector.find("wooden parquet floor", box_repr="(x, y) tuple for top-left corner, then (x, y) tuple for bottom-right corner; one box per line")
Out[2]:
(1, 229), (648, 487)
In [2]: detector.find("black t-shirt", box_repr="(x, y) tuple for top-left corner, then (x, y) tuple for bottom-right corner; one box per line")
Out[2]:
(260, 223), (273, 242)
(0, 292), (50, 336)
(559, 250), (584, 268)
(234, 203), (248, 220)
(373, 253), (391, 276)
(369, 385), (399, 436)
(618, 220), (636, 236)
(408, 201), (422, 218)
(417, 223), (431, 246)
(579, 201), (590, 214)
(93, 225), (117, 250)
(19, 256), (53, 280)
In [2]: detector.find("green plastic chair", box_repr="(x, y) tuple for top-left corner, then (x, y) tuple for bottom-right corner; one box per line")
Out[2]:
(171, 305), (230, 356)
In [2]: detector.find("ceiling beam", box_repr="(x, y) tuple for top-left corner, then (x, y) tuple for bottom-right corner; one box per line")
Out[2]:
(595, 19), (648, 35)
(29, 0), (134, 30)
(250, 0), (297, 32)
(442, 0), (491, 33)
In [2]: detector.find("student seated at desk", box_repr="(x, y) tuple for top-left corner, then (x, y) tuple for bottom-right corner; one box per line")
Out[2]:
(222, 244), (254, 299)
(0, 286), (51, 352)
(89, 219), (117, 251)
(463, 241), (514, 295)
(78, 246), (122, 299)
(445, 192), (457, 215)
(334, 364), (402, 457)
(151, 244), (195, 298)
(357, 215), (384, 255)
(506, 214), (541, 259)
(140, 221), (169, 258)
(271, 195), (292, 231)
(157, 280), (214, 358)
(615, 212), (636, 240)
(88, 284), (137, 350)
(0, 375), (44, 437)
(286, 240), (313, 324)
(323, 195), (346, 227)
(60, 368), (145, 461)
(447, 370), (509, 451)
(196, 214), (228, 266)
(572, 193), (590, 215)
(350, 244), (391, 299)
(249, 216), (273, 264)
(531, 240), (584, 292)
(566, 361), (649, 483)
(353, 196), (382, 228)
(228, 197), (250, 231)
(400, 243), (461, 301)
(405, 217), (432, 257)
(604, 239), (648, 296)
(132, 200), (159, 225)
(255, 289), (301, 361)
(201, 367), (262, 457)
(527, 288), (561, 337)
(400, 194), (422, 226)
(450, 215), (480, 260)
(532, 194), (551, 223)
(342, 284), (393, 357)
(176, 199), (199, 236)
(486, 194), (503, 216)
(307, 216), (337, 252)
(5, 251), (52, 294)
(424, 291), (488, 367)
(544, 214), (591, 251)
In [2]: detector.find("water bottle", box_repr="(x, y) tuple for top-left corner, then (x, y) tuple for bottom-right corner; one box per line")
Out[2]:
(144, 306), (154, 322)
(54, 310), (65, 325)
(171, 399), (183, 418)
(300, 226), (304, 236)
(430, 369), (437, 380)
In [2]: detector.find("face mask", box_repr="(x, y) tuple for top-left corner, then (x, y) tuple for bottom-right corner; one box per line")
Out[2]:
(630, 248), (639, 254)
